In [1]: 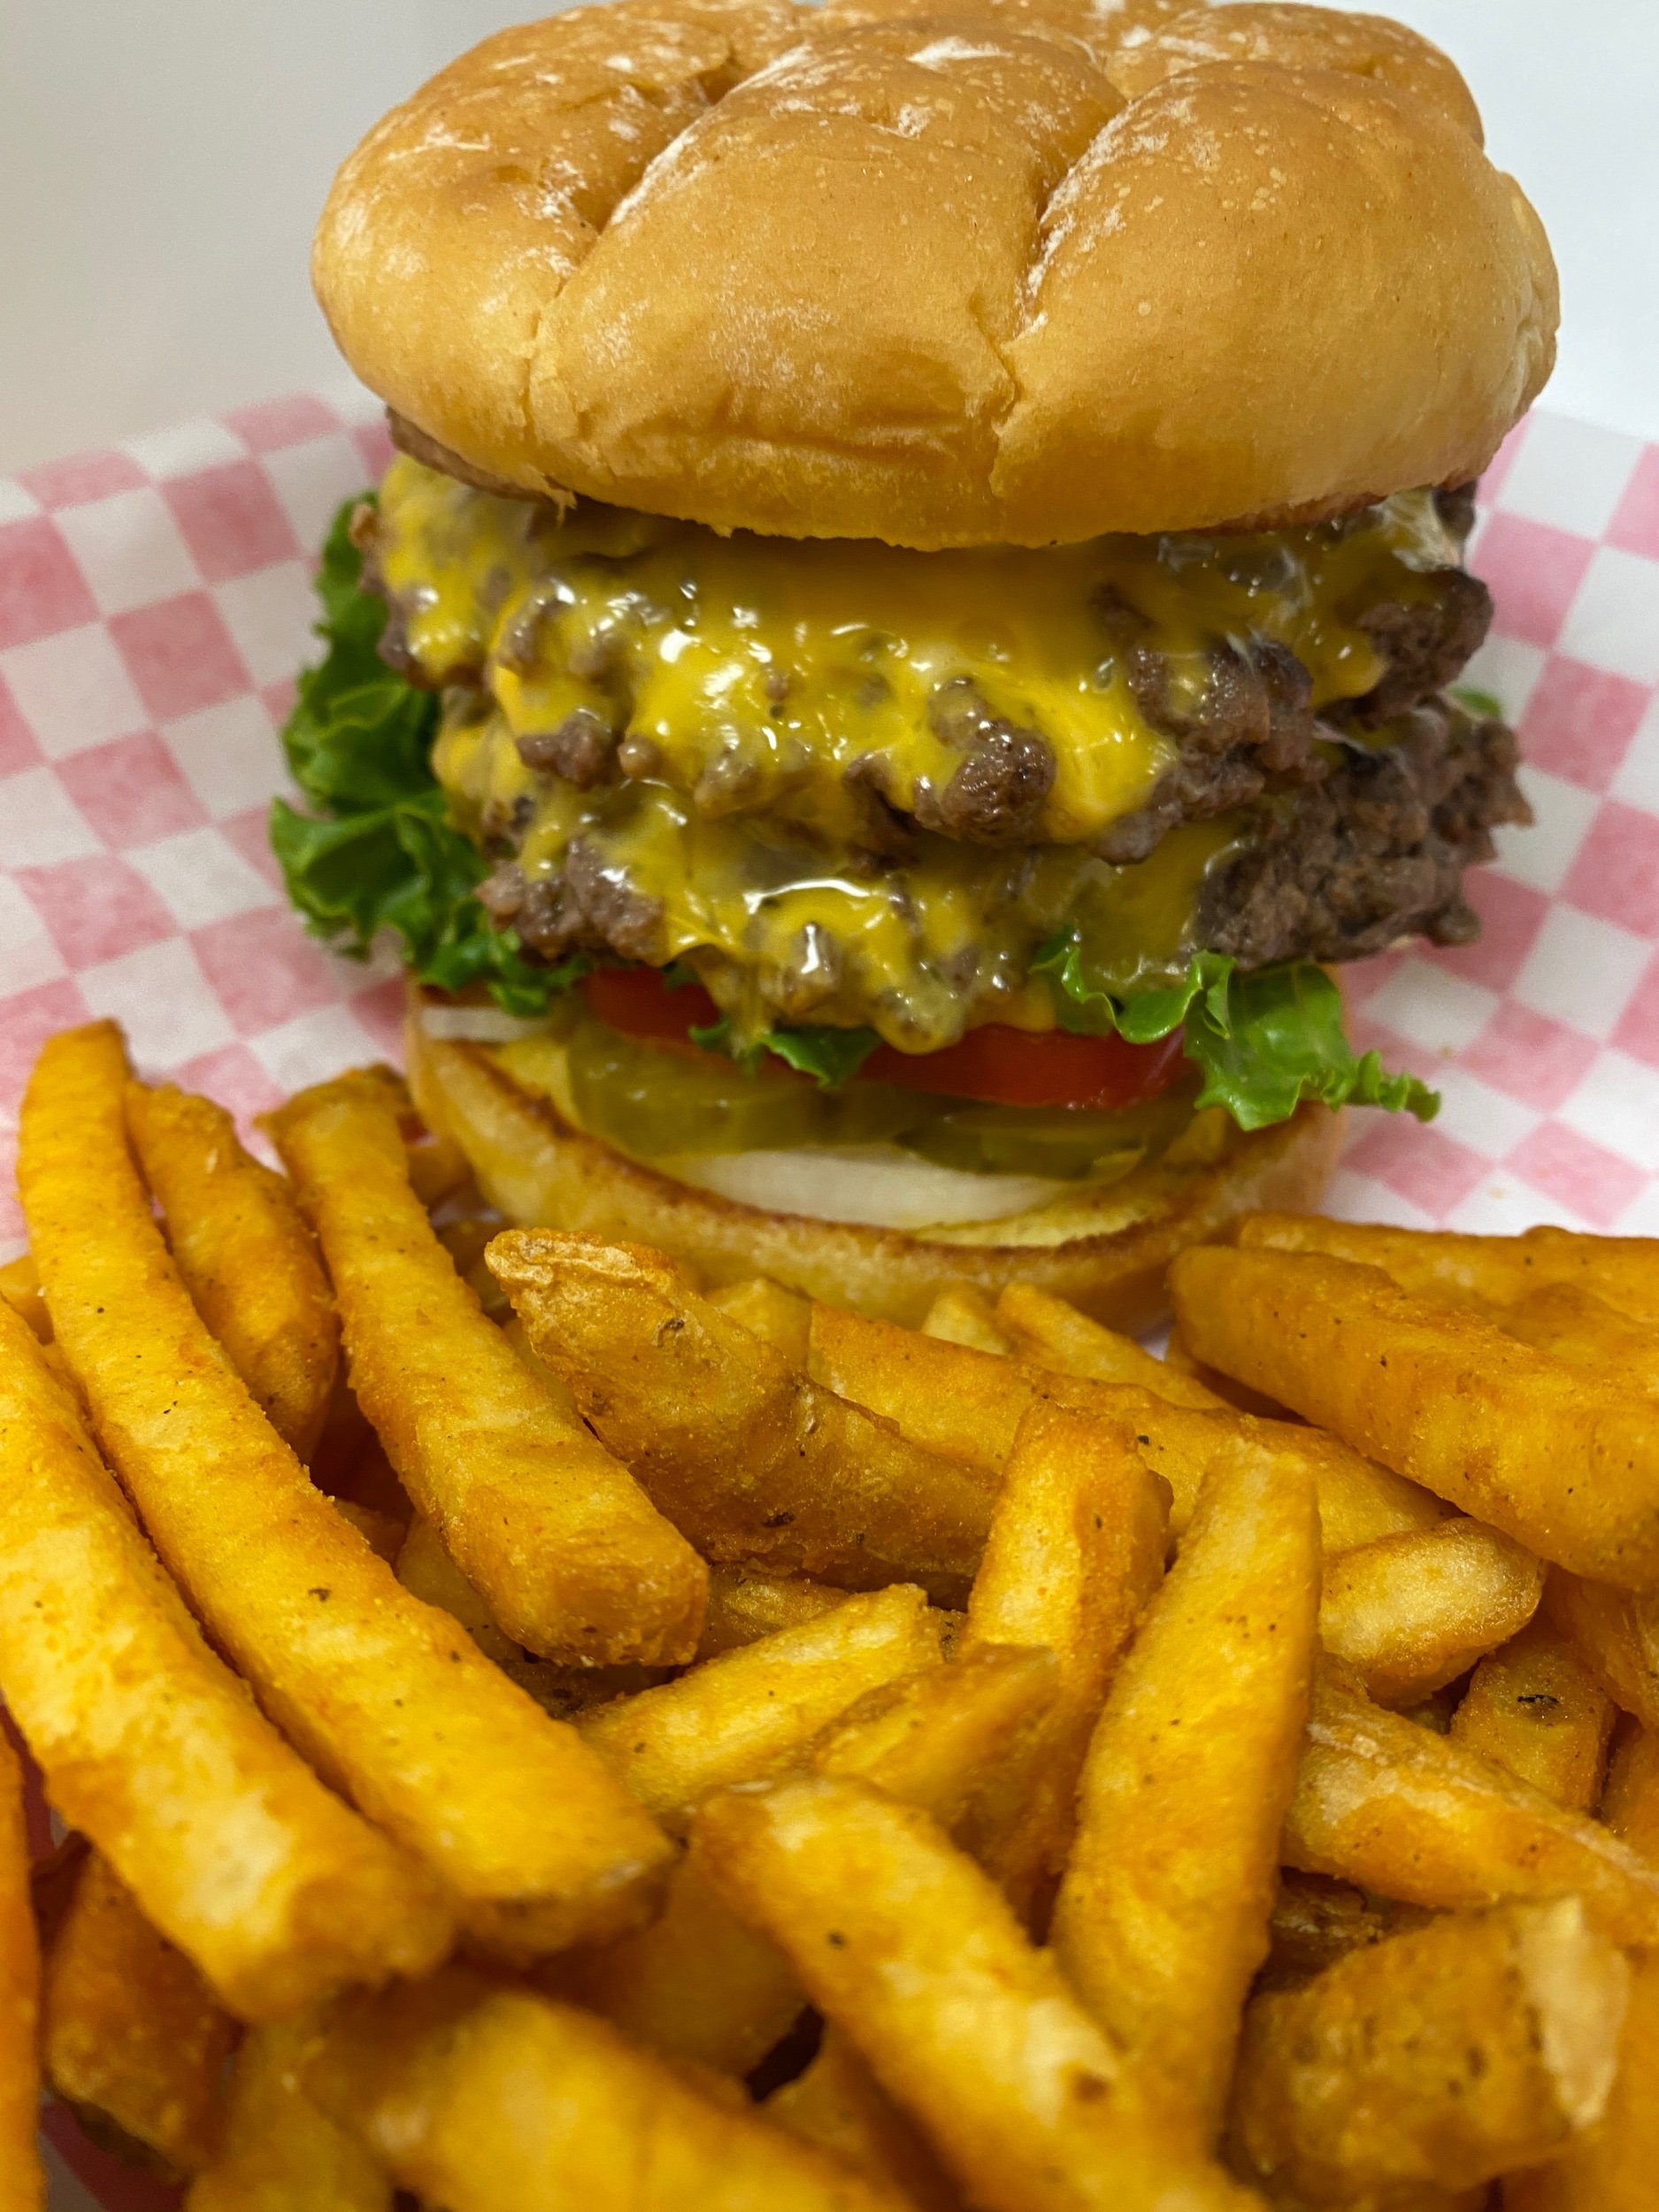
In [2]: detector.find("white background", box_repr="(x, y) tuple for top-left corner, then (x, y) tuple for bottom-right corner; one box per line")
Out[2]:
(1, 1), (1655, 472)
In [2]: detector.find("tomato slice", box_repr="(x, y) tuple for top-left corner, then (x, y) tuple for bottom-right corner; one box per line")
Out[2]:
(863, 1025), (1187, 1110)
(581, 966), (1187, 1110)
(583, 965), (721, 1044)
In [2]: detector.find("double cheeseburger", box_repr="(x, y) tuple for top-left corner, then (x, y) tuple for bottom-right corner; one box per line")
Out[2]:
(280, 0), (1556, 1325)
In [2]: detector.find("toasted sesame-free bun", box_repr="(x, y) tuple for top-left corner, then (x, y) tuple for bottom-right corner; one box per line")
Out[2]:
(405, 1002), (1342, 1333)
(314, 0), (1555, 548)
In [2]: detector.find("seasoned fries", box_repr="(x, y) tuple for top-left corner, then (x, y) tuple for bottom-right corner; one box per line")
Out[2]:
(1448, 1617), (1615, 1811)
(1601, 1722), (1659, 1861)
(42, 1851), (236, 2173)
(306, 1968), (913, 2212)
(0, 1297), (449, 2017)
(1504, 1951), (1659, 2210)
(125, 1079), (339, 1461)
(1544, 1569), (1659, 1731)
(919, 1282), (1010, 1355)
(1237, 1212), (1659, 1327)
(488, 1232), (995, 1601)
(1317, 1517), (1545, 1706)
(1171, 1244), (1659, 1586)
(576, 1585), (944, 1829)
(765, 2027), (959, 2212)
(995, 1281), (1225, 1409)
(961, 1402), (1168, 1912)
(696, 1775), (1257, 2211)
(1053, 1436), (1320, 2145)
(1286, 1663), (1659, 1944)
(563, 1647), (1059, 2076)
(1229, 1898), (1629, 2200)
(272, 1071), (706, 1666)
(699, 1563), (847, 1657)
(186, 2016), (395, 2212)
(17, 1020), (1659, 2208)
(21, 1025), (675, 1959)
(0, 1730), (43, 2212)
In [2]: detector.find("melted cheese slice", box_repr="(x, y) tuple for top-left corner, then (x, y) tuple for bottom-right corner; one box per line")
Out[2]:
(378, 457), (1460, 850)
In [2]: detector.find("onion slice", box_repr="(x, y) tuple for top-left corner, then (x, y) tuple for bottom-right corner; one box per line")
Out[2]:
(656, 1145), (1068, 1231)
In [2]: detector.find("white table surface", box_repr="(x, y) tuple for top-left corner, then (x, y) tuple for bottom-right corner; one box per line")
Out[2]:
(1, 0), (1655, 473)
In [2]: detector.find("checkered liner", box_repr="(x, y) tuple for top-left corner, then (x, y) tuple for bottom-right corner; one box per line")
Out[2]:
(4, 395), (1659, 2203)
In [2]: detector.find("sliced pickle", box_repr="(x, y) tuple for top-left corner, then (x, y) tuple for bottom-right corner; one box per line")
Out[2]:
(565, 1019), (918, 1159)
(900, 1091), (1196, 1181)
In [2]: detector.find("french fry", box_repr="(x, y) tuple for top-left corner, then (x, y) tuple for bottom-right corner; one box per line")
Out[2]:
(921, 1284), (1012, 1356)
(1162, 1322), (1290, 1419)
(126, 1080), (338, 1461)
(705, 1275), (812, 1363)
(20, 1024), (675, 1961)
(1601, 1721), (1659, 1863)
(1259, 1872), (1424, 1994)
(1171, 1245), (1659, 1586)
(488, 1232), (995, 1603)
(765, 2027), (961, 2212)
(0, 1730), (43, 2212)
(1317, 1518), (1545, 1707)
(576, 1585), (944, 1830)
(550, 1854), (807, 2079)
(1491, 1280), (1659, 1395)
(1543, 1569), (1659, 1732)
(562, 1650), (1060, 2078)
(393, 1514), (580, 1707)
(799, 1300), (1441, 1555)
(186, 2016), (394, 2212)
(695, 1775), (1259, 2212)
(0, 1296), (449, 2018)
(1284, 1662), (1659, 1945)
(305, 1967), (914, 2212)
(960, 1402), (1168, 1914)
(331, 1499), (406, 1563)
(1052, 1436), (1321, 2146)
(402, 1122), (472, 1210)
(700, 1563), (849, 1658)
(994, 1283), (1225, 1409)
(1228, 1898), (1629, 2200)
(272, 1071), (707, 1667)
(1236, 1212), (1659, 1327)
(1504, 1950), (1659, 2211)
(810, 1645), (1061, 1833)
(43, 1851), (237, 2174)
(0, 1252), (49, 1342)
(1448, 1617), (1616, 1812)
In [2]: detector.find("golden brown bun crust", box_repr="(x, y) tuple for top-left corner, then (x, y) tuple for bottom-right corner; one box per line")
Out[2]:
(405, 1010), (1342, 1333)
(315, 0), (1555, 548)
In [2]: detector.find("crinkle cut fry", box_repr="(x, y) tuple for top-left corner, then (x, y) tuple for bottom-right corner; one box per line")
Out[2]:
(1170, 1244), (1659, 1588)
(125, 1079), (338, 1462)
(270, 1068), (707, 1667)
(19, 1023), (673, 1962)
(0, 1295), (450, 2020)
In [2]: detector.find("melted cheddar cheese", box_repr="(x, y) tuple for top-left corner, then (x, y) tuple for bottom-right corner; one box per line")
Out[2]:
(379, 459), (1470, 1049)
(378, 457), (1462, 850)
(437, 697), (1239, 1049)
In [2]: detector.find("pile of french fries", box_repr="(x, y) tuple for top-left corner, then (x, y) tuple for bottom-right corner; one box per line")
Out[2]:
(2, 1018), (1658, 2211)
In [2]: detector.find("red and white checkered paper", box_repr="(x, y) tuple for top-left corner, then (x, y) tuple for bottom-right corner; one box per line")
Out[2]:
(6, 393), (1659, 2204)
